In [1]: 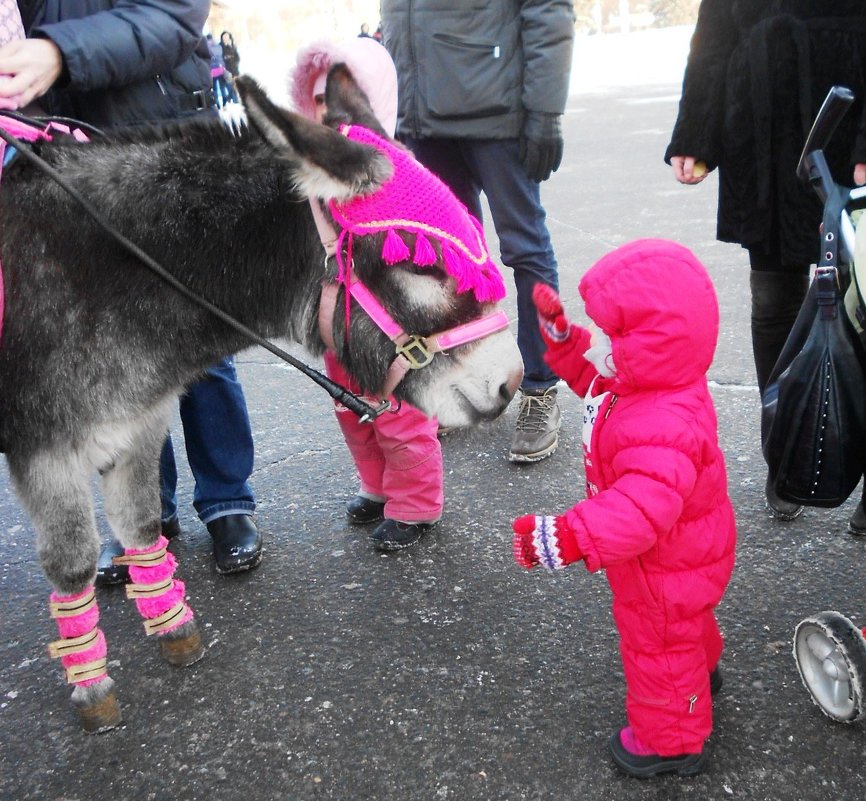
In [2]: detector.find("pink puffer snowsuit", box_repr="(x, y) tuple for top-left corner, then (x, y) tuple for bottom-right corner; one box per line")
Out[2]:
(557, 239), (737, 755)
(290, 38), (443, 524)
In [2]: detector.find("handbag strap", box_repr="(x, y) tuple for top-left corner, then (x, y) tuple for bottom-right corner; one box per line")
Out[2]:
(816, 185), (850, 319)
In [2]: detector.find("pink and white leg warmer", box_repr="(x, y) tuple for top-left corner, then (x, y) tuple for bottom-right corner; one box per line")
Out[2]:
(115, 536), (194, 636)
(48, 587), (108, 687)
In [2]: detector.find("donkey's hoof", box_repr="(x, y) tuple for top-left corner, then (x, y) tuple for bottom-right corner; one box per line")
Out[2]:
(77, 692), (123, 733)
(159, 620), (205, 667)
(71, 679), (122, 734)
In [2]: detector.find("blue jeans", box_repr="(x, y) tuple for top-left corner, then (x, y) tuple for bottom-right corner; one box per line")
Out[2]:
(403, 136), (560, 390)
(160, 356), (256, 525)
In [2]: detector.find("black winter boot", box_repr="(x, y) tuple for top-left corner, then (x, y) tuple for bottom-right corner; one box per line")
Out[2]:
(849, 483), (866, 535)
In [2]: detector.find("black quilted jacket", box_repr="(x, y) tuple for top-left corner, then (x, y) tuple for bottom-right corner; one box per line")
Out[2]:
(665, 0), (866, 265)
(381, 0), (575, 140)
(21, 0), (211, 129)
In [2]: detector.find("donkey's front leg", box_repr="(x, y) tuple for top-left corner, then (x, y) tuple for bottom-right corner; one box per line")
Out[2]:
(100, 417), (204, 668)
(8, 450), (121, 733)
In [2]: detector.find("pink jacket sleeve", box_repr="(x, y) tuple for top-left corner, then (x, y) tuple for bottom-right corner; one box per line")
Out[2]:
(544, 324), (597, 397)
(564, 412), (700, 572)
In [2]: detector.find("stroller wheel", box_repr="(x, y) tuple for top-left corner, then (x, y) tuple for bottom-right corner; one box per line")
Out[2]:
(793, 611), (866, 723)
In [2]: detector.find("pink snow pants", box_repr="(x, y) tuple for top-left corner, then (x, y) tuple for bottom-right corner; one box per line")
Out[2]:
(324, 352), (443, 523)
(613, 598), (724, 755)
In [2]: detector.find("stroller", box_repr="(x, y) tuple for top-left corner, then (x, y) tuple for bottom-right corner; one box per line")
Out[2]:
(781, 86), (866, 723)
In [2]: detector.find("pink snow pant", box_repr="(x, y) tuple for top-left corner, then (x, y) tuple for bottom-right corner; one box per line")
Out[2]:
(324, 352), (443, 523)
(612, 599), (724, 755)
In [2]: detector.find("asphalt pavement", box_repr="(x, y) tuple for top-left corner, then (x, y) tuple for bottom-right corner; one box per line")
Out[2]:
(2, 49), (866, 801)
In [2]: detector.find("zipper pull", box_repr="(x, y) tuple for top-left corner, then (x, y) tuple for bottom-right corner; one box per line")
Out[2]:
(604, 395), (618, 419)
(688, 694), (698, 714)
(155, 75), (167, 95)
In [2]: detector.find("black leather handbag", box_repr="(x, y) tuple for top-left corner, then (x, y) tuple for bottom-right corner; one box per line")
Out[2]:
(762, 189), (866, 508)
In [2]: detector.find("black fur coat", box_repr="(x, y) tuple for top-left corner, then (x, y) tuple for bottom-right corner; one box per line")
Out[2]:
(666, 0), (866, 265)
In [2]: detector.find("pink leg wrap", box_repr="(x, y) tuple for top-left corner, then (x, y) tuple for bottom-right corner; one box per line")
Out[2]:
(121, 536), (194, 636)
(48, 586), (108, 687)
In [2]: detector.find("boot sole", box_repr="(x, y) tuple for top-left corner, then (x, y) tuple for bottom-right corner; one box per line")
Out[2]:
(215, 550), (263, 574)
(765, 501), (804, 521)
(609, 734), (707, 778)
(508, 442), (558, 464)
(347, 511), (385, 525)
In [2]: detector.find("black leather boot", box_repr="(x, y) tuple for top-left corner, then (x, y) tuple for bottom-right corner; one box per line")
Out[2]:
(346, 495), (386, 524)
(207, 514), (262, 574)
(95, 539), (127, 586)
(849, 485), (866, 535)
(368, 519), (433, 551)
(95, 517), (181, 586)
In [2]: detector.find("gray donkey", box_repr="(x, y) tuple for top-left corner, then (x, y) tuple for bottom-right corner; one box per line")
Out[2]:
(0, 70), (522, 732)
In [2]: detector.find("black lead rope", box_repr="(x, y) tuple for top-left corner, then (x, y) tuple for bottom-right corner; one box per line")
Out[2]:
(0, 121), (383, 422)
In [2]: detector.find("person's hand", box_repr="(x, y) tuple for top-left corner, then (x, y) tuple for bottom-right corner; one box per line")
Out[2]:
(512, 514), (582, 570)
(671, 155), (709, 185)
(519, 111), (563, 182)
(855, 163), (866, 186)
(0, 39), (64, 111)
(533, 281), (569, 343)
(532, 282), (592, 379)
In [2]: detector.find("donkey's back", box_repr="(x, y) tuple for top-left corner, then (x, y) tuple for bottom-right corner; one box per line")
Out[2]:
(0, 119), (315, 459)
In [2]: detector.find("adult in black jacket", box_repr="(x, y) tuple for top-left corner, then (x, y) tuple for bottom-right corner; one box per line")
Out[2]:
(0, 0), (263, 576)
(665, 0), (866, 524)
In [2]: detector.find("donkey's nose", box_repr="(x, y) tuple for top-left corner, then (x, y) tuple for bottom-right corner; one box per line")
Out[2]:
(500, 367), (524, 404)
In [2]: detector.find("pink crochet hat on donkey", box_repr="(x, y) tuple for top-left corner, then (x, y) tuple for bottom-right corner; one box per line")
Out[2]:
(329, 125), (506, 303)
(290, 38), (505, 303)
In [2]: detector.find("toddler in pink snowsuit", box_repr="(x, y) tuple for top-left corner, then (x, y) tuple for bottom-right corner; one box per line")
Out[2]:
(290, 37), (443, 551)
(513, 239), (737, 777)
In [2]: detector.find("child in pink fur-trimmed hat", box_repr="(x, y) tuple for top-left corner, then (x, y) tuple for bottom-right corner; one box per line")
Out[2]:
(289, 37), (443, 551)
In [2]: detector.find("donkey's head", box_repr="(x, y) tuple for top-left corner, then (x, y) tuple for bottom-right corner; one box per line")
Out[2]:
(237, 74), (523, 428)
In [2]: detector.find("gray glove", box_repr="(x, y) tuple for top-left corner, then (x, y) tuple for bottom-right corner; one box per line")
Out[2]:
(519, 111), (564, 183)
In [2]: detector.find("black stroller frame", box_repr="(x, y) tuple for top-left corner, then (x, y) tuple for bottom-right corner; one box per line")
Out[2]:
(787, 86), (866, 723)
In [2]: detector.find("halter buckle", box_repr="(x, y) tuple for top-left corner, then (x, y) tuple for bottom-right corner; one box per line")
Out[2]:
(395, 336), (434, 369)
(358, 398), (394, 423)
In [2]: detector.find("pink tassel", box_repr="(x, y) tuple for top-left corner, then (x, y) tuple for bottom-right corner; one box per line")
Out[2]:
(413, 232), (437, 266)
(442, 244), (474, 294)
(477, 266), (507, 303)
(382, 228), (410, 264)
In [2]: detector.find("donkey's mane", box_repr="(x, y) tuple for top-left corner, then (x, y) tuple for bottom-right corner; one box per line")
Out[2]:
(29, 114), (254, 159)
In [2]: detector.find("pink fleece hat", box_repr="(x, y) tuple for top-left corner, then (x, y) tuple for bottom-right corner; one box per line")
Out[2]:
(290, 38), (398, 134)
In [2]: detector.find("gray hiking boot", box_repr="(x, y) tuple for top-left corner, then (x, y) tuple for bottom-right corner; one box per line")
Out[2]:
(508, 387), (561, 463)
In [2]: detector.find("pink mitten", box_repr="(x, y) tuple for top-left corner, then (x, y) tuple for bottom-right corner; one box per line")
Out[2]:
(512, 514), (583, 570)
(532, 283), (593, 391)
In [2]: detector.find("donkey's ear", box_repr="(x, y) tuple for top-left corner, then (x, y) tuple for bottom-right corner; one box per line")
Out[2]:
(235, 75), (391, 200)
(322, 64), (390, 139)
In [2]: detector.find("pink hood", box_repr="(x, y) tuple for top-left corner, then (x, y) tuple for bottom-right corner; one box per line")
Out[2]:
(290, 38), (398, 134)
(579, 239), (719, 391)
